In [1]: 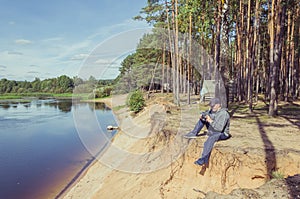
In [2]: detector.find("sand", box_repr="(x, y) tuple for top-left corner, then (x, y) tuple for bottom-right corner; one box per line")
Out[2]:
(60, 94), (300, 199)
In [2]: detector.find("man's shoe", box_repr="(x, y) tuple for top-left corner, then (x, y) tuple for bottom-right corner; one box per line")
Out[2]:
(194, 158), (205, 166)
(183, 132), (198, 139)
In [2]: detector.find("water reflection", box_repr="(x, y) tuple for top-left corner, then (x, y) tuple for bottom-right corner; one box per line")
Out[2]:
(93, 101), (110, 111)
(0, 99), (109, 113)
(0, 102), (10, 109)
(44, 100), (73, 113)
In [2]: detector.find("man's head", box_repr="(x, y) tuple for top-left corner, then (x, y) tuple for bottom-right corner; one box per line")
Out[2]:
(209, 98), (221, 112)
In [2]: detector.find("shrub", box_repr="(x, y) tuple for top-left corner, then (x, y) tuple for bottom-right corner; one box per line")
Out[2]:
(87, 92), (95, 99)
(93, 86), (113, 98)
(271, 170), (285, 179)
(127, 90), (145, 113)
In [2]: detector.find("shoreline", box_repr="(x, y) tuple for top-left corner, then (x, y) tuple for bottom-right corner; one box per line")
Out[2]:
(82, 94), (128, 109)
(55, 147), (112, 199)
(55, 156), (97, 198)
(58, 94), (128, 199)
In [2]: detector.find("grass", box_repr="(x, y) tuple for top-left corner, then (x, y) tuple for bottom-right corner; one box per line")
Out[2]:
(0, 93), (53, 99)
(52, 93), (74, 98)
(0, 92), (88, 100)
(271, 170), (285, 179)
(0, 95), (23, 100)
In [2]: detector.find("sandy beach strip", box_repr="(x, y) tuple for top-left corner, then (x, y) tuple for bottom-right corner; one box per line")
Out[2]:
(59, 94), (128, 198)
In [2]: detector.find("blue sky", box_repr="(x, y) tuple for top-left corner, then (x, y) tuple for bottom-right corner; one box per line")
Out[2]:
(0, 0), (149, 81)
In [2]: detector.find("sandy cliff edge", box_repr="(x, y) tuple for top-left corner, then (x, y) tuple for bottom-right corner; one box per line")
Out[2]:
(61, 94), (300, 199)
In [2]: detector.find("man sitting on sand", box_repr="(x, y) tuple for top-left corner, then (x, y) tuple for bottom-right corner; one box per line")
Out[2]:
(184, 98), (231, 166)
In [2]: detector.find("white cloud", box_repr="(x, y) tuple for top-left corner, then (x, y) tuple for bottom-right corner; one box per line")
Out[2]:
(88, 18), (149, 41)
(7, 51), (23, 55)
(0, 17), (149, 81)
(52, 40), (91, 62)
(27, 71), (39, 74)
(95, 58), (111, 64)
(70, 53), (89, 61)
(42, 37), (63, 42)
(15, 39), (32, 45)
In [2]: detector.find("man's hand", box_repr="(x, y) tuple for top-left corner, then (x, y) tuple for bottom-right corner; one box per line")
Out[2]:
(205, 115), (213, 123)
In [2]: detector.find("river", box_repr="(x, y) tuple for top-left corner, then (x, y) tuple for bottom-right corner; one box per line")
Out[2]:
(0, 99), (118, 199)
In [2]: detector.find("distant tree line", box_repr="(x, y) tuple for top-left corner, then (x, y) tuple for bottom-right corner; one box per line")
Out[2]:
(0, 75), (114, 95)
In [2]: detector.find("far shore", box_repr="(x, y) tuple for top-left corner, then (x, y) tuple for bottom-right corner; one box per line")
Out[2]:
(0, 93), (86, 100)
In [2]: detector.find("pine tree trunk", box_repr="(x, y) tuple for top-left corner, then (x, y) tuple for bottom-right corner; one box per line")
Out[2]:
(161, 42), (165, 94)
(246, 0), (253, 112)
(268, 0), (277, 116)
(269, 0), (286, 116)
(214, 0), (222, 101)
(174, 0), (180, 106)
(254, 0), (261, 102)
(285, 11), (291, 101)
(187, 14), (192, 105)
(293, 5), (300, 98)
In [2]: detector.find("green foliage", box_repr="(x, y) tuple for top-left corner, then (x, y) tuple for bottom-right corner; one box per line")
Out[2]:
(94, 87), (113, 98)
(0, 76), (74, 94)
(0, 76), (115, 96)
(87, 93), (95, 100)
(57, 75), (74, 93)
(272, 170), (285, 179)
(115, 32), (165, 94)
(73, 83), (93, 93)
(127, 90), (145, 113)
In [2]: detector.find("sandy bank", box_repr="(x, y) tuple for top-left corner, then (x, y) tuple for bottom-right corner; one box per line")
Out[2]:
(61, 94), (300, 199)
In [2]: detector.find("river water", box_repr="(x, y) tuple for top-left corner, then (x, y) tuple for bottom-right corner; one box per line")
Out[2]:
(0, 99), (118, 199)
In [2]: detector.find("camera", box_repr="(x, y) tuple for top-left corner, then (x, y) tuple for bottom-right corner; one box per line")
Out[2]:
(200, 110), (211, 121)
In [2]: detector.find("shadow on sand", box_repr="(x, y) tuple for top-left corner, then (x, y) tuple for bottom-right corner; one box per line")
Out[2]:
(255, 101), (300, 198)
(255, 116), (277, 179)
(279, 102), (300, 198)
(279, 102), (300, 130)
